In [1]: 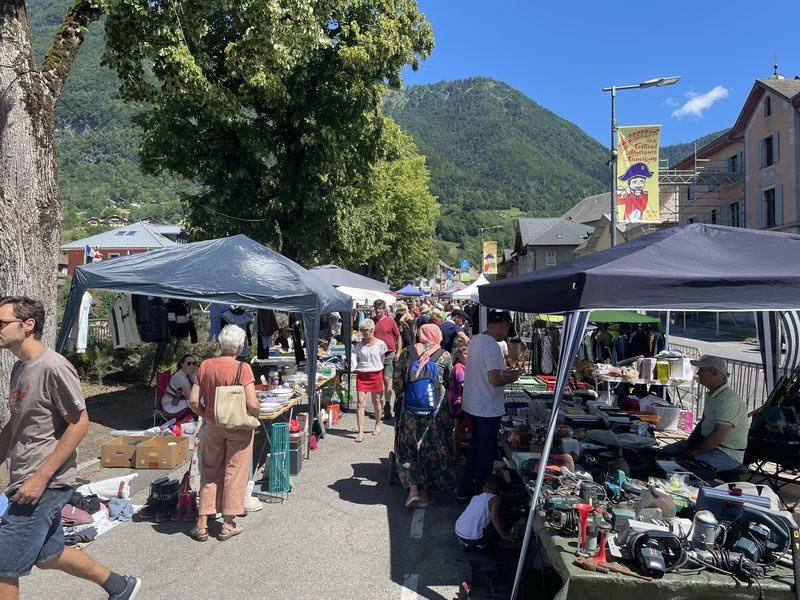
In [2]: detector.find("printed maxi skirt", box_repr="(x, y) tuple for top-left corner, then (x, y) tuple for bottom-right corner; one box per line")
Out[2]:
(395, 402), (455, 491)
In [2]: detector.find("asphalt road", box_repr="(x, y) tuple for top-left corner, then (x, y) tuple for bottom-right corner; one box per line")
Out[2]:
(20, 411), (471, 600)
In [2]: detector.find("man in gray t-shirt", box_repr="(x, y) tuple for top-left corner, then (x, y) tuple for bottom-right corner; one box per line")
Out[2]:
(0, 296), (141, 599)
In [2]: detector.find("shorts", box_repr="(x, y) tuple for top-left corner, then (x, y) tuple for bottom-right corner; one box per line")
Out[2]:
(0, 486), (73, 578)
(382, 352), (396, 378)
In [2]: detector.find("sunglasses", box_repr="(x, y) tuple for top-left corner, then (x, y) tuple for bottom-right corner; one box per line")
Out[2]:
(360, 328), (374, 332)
(0, 319), (23, 330)
(185, 360), (196, 366)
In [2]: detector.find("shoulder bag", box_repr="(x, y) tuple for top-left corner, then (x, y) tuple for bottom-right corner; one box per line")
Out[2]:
(213, 362), (260, 431)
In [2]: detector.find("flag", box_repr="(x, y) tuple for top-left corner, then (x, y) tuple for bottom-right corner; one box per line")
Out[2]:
(482, 241), (497, 275)
(85, 245), (96, 258)
(616, 125), (661, 223)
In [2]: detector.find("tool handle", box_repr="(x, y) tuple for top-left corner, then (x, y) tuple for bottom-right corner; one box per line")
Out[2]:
(605, 563), (652, 581)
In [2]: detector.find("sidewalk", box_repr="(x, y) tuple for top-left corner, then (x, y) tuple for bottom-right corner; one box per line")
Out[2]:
(20, 411), (469, 599)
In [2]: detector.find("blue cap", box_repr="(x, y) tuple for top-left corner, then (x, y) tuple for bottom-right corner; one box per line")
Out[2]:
(618, 162), (654, 181)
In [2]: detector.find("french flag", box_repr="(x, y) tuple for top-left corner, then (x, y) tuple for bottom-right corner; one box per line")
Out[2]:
(85, 245), (96, 259)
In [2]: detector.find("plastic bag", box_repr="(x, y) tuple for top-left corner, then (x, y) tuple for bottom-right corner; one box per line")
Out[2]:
(76, 473), (138, 501)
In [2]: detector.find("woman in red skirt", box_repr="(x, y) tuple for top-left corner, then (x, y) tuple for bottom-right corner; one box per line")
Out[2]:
(354, 319), (388, 442)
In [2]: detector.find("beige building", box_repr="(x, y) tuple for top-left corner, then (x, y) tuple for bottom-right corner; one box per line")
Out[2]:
(674, 72), (800, 233)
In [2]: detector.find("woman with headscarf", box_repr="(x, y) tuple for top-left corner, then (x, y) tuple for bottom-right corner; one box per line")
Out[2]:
(393, 323), (454, 508)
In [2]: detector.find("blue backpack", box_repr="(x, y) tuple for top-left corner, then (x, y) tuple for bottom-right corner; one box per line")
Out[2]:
(404, 345), (446, 415)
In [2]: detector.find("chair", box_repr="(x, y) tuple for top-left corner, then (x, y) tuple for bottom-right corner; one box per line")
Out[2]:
(154, 371), (172, 425)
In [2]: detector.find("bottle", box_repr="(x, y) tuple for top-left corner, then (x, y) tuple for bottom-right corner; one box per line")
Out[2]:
(656, 360), (670, 383)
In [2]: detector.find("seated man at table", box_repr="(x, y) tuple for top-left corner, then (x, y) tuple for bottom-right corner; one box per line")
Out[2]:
(663, 355), (749, 471)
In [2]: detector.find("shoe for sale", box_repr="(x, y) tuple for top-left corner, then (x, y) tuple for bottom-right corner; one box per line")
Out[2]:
(138, 502), (160, 520)
(182, 491), (197, 522)
(155, 494), (178, 522)
(170, 494), (187, 522)
(108, 575), (141, 600)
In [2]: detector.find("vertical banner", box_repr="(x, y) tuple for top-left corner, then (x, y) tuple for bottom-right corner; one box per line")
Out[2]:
(459, 259), (471, 282)
(482, 241), (497, 275)
(617, 125), (661, 223)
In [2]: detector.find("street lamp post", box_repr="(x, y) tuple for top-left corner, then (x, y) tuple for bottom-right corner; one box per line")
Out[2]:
(602, 76), (680, 247)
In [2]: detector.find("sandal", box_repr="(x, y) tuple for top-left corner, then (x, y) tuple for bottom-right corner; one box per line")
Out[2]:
(218, 522), (242, 541)
(190, 526), (209, 542)
(355, 433), (364, 443)
(372, 425), (381, 436)
(405, 495), (419, 508)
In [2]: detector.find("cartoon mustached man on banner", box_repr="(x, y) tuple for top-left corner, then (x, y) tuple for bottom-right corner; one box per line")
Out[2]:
(617, 162), (654, 222)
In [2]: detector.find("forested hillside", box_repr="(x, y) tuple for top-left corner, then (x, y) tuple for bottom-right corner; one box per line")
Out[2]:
(661, 129), (730, 167)
(383, 78), (610, 247)
(28, 0), (194, 243)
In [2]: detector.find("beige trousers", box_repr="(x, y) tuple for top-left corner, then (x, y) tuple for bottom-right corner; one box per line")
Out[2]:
(198, 424), (253, 516)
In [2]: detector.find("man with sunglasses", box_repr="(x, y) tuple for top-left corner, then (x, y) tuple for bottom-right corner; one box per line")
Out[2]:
(0, 296), (141, 599)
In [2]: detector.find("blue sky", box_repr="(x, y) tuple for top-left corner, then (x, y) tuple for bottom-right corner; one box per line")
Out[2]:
(403, 1), (800, 146)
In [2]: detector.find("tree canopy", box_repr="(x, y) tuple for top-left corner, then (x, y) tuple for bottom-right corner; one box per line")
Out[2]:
(101, 0), (435, 270)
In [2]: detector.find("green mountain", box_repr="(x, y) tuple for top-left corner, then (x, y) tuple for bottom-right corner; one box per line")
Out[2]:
(661, 129), (730, 167)
(383, 78), (610, 245)
(28, 0), (194, 239)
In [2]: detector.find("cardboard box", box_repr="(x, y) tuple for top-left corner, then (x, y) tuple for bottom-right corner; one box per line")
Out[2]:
(135, 436), (189, 470)
(101, 436), (150, 468)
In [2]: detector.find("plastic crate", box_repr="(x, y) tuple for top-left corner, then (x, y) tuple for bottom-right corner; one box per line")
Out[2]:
(504, 376), (547, 393)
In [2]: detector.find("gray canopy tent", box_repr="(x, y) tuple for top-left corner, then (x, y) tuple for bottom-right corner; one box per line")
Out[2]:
(478, 224), (800, 598)
(57, 235), (353, 436)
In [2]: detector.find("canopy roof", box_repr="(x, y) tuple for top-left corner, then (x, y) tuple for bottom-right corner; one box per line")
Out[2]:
(310, 264), (389, 292)
(395, 283), (426, 296)
(56, 235), (353, 415)
(335, 286), (396, 309)
(453, 273), (490, 301)
(480, 224), (800, 313)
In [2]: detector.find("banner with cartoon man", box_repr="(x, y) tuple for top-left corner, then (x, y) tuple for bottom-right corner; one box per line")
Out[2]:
(617, 125), (661, 223)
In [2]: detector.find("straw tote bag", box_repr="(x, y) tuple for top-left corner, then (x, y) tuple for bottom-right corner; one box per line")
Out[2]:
(214, 362), (260, 431)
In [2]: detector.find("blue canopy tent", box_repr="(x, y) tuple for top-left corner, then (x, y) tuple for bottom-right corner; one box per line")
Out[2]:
(394, 283), (425, 296)
(479, 224), (800, 598)
(57, 235), (353, 443)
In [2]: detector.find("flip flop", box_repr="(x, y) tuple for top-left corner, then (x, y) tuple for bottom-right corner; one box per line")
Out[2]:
(405, 495), (419, 508)
(372, 426), (381, 436)
(355, 433), (364, 443)
(218, 522), (242, 541)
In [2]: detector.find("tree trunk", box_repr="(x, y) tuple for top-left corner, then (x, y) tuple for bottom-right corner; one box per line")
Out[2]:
(0, 0), (100, 423)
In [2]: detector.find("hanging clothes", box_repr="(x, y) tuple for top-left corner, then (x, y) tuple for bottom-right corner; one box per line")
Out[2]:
(69, 292), (93, 353)
(166, 299), (198, 342)
(611, 332), (629, 366)
(132, 295), (170, 343)
(256, 309), (280, 359)
(221, 306), (253, 357)
(208, 303), (229, 341)
(109, 294), (141, 349)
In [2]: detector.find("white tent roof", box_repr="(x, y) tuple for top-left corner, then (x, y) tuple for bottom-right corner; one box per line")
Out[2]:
(452, 273), (490, 301)
(335, 286), (396, 309)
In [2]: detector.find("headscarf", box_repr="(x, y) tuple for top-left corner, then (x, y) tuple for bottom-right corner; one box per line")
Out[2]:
(415, 323), (443, 376)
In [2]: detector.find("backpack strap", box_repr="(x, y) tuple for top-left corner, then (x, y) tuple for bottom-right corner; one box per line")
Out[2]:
(407, 344), (420, 361)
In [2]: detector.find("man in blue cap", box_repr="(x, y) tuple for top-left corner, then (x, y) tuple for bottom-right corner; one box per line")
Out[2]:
(616, 162), (654, 222)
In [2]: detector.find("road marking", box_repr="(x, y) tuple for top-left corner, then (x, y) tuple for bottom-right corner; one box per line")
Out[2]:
(410, 508), (425, 538)
(401, 574), (419, 600)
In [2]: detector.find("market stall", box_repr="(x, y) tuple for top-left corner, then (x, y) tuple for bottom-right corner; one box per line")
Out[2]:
(451, 273), (490, 302)
(479, 224), (800, 599)
(56, 234), (353, 445)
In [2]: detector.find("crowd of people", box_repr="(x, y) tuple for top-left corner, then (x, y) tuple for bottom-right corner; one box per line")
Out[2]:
(352, 297), (522, 510)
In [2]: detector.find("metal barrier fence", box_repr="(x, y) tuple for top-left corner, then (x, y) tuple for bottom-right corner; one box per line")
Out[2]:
(669, 342), (768, 418)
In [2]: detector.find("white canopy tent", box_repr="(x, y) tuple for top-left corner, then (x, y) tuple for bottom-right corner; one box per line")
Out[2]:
(335, 286), (396, 309)
(451, 273), (490, 301)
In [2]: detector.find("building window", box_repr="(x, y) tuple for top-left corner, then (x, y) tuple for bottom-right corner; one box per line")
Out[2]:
(545, 251), (557, 266)
(764, 188), (776, 228)
(764, 96), (772, 117)
(729, 202), (740, 228)
(708, 209), (718, 224)
(107, 253), (120, 259)
(687, 185), (695, 202)
(686, 217), (696, 225)
(728, 154), (738, 173)
(762, 135), (775, 167)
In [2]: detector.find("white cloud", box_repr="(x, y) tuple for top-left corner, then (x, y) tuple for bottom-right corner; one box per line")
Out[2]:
(664, 98), (679, 107)
(671, 86), (729, 119)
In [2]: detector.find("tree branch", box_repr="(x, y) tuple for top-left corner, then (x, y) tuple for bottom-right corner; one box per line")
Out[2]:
(41, 0), (102, 100)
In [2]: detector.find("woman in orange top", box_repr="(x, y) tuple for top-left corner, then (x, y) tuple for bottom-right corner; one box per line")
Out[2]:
(188, 325), (259, 542)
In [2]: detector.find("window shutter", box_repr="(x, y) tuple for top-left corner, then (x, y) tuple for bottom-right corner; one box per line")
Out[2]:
(758, 191), (764, 229)
(775, 131), (780, 163)
(759, 139), (764, 168)
(776, 184), (783, 226)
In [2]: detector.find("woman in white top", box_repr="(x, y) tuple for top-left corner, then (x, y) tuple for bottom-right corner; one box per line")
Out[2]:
(161, 354), (197, 416)
(354, 319), (388, 442)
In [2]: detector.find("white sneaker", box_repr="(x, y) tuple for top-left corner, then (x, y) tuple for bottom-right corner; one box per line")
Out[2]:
(244, 495), (263, 513)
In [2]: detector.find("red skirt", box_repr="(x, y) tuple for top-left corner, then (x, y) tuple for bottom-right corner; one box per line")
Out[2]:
(356, 370), (384, 392)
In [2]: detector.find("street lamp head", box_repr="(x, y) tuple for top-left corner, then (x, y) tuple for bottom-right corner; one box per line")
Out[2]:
(640, 76), (681, 88)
